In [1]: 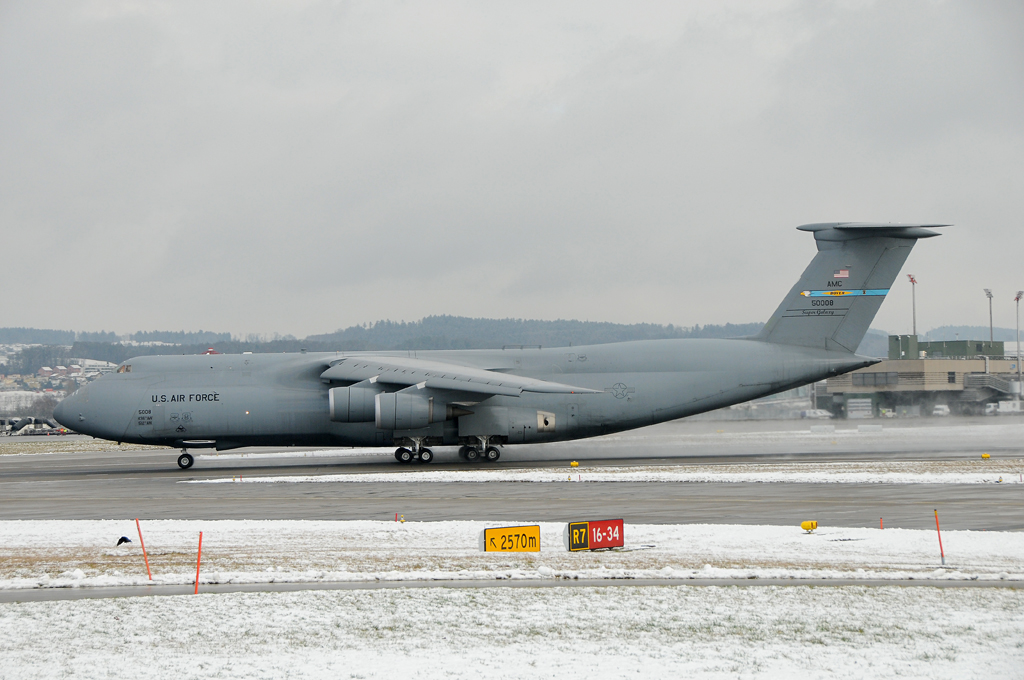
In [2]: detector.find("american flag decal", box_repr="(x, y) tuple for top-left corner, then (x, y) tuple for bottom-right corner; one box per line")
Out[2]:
(833, 269), (849, 278)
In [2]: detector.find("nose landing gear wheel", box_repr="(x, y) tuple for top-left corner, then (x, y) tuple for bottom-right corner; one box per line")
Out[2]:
(177, 452), (194, 469)
(418, 448), (433, 464)
(484, 446), (500, 462)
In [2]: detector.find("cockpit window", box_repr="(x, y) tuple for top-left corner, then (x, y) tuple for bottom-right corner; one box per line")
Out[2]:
(117, 365), (132, 373)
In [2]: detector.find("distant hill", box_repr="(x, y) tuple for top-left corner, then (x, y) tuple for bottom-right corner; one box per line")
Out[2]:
(0, 328), (118, 345)
(5, 318), (765, 372)
(1, 317), (890, 373)
(4, 345), (74, 375)
(855, 328), (889, 358)
(0, 328), (76, 345)
(61, 318), (769, 367)
(304, 316), (766, 351)
(77, 331), (120, 343)
(129, 330), (234, 345)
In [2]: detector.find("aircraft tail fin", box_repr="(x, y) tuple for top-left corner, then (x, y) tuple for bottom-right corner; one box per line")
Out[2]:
(756, 223), (946, 352)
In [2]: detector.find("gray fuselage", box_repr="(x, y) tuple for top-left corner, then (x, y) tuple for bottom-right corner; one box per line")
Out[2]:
(54, 339), (872, 450)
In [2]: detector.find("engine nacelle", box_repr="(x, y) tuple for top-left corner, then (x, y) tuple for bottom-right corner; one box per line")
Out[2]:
(375, 393), (458, 430)
(329, 385), (381, 422)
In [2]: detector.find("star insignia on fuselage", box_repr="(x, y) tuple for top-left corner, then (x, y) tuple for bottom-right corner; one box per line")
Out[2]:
(608, 383), (629, 399)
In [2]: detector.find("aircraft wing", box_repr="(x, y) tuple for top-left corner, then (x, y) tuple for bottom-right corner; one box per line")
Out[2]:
(320, 356), (601, 397)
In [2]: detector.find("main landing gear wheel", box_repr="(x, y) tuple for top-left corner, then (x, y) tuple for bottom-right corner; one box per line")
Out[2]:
(465, 447), (480, 462)
(395, 448), (413, 464)
(418, 448), (434, 464)
(177, 452), (194, 469)
(457, 446), (469, 460)
(484, 446), (500, 462)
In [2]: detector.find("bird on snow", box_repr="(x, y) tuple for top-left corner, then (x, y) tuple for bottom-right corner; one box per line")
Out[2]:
(116, 536), (132, 546)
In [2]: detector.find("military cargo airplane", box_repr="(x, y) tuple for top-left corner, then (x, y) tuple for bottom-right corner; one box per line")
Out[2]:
(53, 223), (943, 469)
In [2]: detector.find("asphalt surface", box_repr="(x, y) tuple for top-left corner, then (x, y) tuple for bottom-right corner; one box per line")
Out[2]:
(2, 577), (1020, 604)
(2, 419), (1022, 530)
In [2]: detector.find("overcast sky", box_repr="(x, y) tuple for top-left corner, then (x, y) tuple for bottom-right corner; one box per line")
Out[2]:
(1, 1), (1022, 338)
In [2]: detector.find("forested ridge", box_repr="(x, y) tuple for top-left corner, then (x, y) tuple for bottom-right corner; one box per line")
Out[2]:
(3, 317), (766, 373)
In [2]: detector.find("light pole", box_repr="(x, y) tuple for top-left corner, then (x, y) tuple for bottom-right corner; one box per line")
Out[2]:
(907, 274), (917, 337)
(1016, 291), (1023, 391)
(984, 289), (994, 343)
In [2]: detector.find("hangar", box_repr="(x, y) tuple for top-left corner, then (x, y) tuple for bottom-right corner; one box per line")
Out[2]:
(824, 335), (1021, 417)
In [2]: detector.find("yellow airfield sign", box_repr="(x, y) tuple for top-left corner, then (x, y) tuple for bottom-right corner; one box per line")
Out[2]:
(479, 525), (540, 552)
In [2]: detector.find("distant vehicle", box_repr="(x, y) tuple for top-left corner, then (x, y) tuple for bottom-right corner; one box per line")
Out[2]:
(997, 401), (1021, 415)
(800, 409), (834, 419)
(53, 222), (946, 469)
(985, 403), (999, 416)
(931, 405), (950, 417)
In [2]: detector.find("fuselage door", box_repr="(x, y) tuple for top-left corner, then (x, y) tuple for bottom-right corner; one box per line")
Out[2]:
(508, 411), (528, 443)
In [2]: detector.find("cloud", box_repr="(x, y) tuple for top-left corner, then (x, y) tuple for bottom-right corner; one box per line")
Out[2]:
(1, 0), (1021, 336)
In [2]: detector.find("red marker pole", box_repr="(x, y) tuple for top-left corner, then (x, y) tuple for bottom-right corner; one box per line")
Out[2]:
(934, 510), (945, 566)
(880, 517), (883, 530)
(194, 532), (203, 594)
(135, 518), (152, 580)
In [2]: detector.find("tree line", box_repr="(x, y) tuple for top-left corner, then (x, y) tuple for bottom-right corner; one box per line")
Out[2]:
(2, 316), (766, 375)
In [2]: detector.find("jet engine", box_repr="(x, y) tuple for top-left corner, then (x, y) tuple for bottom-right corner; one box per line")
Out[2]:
(375, 392), (466, 430)
(328, 385), (381, 422)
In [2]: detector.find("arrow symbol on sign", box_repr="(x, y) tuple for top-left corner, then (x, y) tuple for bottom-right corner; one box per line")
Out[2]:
(489, 537), (496, 548)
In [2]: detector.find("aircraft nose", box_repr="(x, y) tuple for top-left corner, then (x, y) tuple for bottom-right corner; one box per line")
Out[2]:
(52, 391), (75, 428)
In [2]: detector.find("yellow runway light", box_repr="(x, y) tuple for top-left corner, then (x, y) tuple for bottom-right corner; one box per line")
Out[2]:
(801, 521), (818, 533)
(981, 453), (990, 459)
(570, 461), (579, 467)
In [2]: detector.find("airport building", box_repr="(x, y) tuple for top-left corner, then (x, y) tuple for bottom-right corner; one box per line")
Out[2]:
(822, 335), (1022, 417)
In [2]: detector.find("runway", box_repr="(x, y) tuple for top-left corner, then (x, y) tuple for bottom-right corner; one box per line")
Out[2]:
(2, 418), (1022, 530)
(2, 576), (1020, 604)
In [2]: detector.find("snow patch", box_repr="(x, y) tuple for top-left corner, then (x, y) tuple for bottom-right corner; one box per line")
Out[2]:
(1, 520), (1021, 591)
(0, 586), (1021, 679)
(186, 461), (1024, 485)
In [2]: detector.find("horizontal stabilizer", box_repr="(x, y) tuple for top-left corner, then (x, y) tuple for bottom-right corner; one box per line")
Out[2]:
(798, 222), (949, 240)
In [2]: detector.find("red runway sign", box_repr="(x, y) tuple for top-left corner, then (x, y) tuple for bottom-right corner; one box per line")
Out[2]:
(564, 519), (624, 551)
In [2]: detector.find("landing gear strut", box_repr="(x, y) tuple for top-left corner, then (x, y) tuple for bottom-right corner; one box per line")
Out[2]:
(177, 451), (194, 469)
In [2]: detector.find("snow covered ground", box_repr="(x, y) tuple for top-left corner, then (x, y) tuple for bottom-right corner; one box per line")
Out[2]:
(4, 423), (1021, 677)
(2, 520), (1021, 591)
(0, 390), (56, 413)
(189, 459), (1024, 485)
(0, 438), (163, 456)
(1, 585), (1021, 679)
